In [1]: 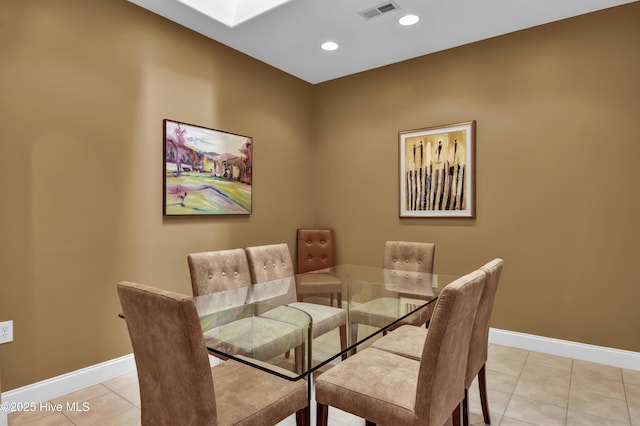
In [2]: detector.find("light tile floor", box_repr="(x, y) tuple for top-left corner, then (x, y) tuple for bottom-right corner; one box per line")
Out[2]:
(8, 343), (640, 425)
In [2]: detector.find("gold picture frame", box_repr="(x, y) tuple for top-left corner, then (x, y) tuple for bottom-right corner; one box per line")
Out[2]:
(399, 121), (476, 218)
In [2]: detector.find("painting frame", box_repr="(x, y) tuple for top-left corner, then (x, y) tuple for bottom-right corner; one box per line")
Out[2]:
(399, 121), (476, 218)
(163, 119), (253, 216)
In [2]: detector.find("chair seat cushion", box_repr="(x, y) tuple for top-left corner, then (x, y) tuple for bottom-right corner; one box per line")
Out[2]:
(349, 297), (401, 328)
(315, 348), (421, 425)
(296, 272), (342, 294)
(351, 297), (434, 329)
(203, 317), (305, 361)
(212, 359), (307, 426)
(370, 325), (427, 360)
(262, 303), (346, 338)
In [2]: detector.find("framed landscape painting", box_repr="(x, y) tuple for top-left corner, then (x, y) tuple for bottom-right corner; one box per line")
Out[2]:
(399, 121), (475, 218)
(163, 119), (252, 216)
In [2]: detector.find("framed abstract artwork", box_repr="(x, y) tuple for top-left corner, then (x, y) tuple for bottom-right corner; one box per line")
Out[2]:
(163, 119), (252, 216)
(399, 121), (476, 218)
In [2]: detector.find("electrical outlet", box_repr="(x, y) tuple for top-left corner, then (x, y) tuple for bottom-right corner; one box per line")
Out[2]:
(0, 320), (13, 344)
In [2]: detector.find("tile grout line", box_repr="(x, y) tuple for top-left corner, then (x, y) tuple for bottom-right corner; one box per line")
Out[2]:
(60, 386), (138, 426)
(497, 348), (531, 426)
(11, 345), (634, 426)
(569, 362), (632, 425)
(623, 377), (633, 426)
(566, 356), (574, 426)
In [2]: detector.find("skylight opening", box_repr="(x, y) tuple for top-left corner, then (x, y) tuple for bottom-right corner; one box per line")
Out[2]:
(178, 0), (295, 28)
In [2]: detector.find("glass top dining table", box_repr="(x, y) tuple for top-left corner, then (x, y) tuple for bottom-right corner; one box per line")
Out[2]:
(194, 264), (460, 381)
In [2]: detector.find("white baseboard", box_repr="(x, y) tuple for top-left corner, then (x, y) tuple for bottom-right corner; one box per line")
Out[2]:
(0, 353), (218, 421)
(1, 354), (136, 410)
(489, 328), (640, 370)
(0, 330), (637, 424)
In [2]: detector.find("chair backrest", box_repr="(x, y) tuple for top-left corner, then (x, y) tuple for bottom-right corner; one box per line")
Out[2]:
(117, 282), (217, 425)
(296, 228), (336, 273)
(245, 243), (295, 284)
(187, 248), (252, 297)
(383, 241), (435, 273)
(465, 258), (504, 386)
(414, 269), (486, 425)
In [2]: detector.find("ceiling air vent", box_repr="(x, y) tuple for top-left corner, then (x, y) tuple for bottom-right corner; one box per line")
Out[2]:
(358, 1), (401, 20)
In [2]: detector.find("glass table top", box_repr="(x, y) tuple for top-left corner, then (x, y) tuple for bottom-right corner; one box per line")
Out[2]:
(194, 265), (460, 380)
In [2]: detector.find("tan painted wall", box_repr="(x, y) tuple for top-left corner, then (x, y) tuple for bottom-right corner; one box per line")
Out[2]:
(0, 0), (638, 391)
(0, 0), (314, 390)
(312, 4), (640, 353)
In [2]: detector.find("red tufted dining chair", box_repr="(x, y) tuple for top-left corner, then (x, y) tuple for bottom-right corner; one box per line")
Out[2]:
(295, 228), (343, 307)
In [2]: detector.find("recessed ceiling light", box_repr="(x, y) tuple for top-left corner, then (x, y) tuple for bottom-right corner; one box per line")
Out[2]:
(399, 14), (419, 26)
(321, 41), (339, 51)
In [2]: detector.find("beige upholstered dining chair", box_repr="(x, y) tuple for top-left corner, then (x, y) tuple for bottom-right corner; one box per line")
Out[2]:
(188, 248), (254, 296)
(187, 248), (306, 370)
(245, 243), (348, 362)
(463, 258), (504, 425)
(349, 241), (436, 348)
(315, 269), (486, 426)
(384, 241), (436, 326)
(117, 281), (308, 426)
(371, 258), (504, 426)
(296, 228), (342, 307)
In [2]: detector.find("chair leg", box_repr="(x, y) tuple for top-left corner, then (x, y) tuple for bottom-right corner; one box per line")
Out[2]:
(336, 292), (342, 308)
(463, 388), (469, 426)
(350, 323), (359, 355)
(296, 406), (310, 426)
(478, 364), (491, 424)
(330, 293), (334, 307)
(365, 421), (376, 426)
(453, 401), (462, 426)
(294, 344), (305, 374)
(339, 324), (347, 360)
(316, 403), (328, 426)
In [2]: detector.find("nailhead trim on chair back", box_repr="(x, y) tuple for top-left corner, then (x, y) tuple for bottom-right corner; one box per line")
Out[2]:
(187, 248), (252, 297)
(383, 241), (435, 273)
(245, 243), (295, 284)
(297, 228), (336, 273)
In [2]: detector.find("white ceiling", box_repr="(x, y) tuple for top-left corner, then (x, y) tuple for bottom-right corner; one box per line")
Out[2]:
(128, 0), (636, 84)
